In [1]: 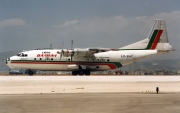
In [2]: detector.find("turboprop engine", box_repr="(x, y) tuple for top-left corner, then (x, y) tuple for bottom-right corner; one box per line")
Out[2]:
(62, 48), (90, 57)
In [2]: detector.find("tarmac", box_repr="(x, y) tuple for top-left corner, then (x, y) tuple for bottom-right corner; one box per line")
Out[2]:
(0, 76), (180, 113)
(0, 76), (180, 94)
(0, 93), (180, 113)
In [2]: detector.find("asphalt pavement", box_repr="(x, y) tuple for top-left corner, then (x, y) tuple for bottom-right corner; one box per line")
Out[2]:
(0, 93), (180, 113)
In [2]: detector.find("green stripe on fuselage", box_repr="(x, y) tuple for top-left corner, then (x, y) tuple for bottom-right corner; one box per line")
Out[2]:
(113, 62), (122, 68)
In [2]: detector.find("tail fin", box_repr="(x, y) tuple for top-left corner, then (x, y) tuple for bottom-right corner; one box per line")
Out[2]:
(120, 19), (173, 53)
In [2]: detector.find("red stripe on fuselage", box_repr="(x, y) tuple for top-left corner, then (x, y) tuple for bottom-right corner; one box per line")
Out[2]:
(151, 30), (163, 50)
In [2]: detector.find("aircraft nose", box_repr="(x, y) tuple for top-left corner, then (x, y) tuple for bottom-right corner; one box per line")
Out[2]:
(5, 59), (7, 64)
(5, 58), (10, 64)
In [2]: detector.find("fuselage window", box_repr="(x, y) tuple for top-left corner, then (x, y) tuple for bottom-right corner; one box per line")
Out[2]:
(87, 59), (89, 61)
(34, 58), (36, 60)
(97, 59), (99, 61)
(25, 54), (27, 57)
(40, 58), (42, 60)
(107, 59), (110, 62)
(51, 58), (53, 61)
(68, 59), (70, 61)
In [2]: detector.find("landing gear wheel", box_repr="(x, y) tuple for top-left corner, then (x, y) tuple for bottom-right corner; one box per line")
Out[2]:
(28, 70), (34, 76)
(72, 71), (91, 76)
(85, 71), (90, 76)
(79, 71), (84, 76)
(72, 71), (78, 76)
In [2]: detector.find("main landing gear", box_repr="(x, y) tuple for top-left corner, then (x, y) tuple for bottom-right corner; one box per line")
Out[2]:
(27, 70), (34, 76)
(72, 70), (91, 76)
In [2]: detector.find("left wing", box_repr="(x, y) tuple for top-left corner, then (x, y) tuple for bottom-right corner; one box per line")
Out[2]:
(62, 47), (115, 57)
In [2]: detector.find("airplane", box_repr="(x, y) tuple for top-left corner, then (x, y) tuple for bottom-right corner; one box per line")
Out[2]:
(5, 19), (173, 76)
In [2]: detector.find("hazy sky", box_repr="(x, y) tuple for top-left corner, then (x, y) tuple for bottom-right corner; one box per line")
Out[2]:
(0, 0), (180, 59)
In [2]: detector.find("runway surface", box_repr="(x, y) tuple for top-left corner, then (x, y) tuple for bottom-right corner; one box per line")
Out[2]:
(0, 93), (180, 113)
(0, 76), (180, 113)
(0, 76), (180, 94)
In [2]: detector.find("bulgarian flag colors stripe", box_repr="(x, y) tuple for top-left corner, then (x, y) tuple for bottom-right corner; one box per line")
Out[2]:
(146, 30), (163, 50)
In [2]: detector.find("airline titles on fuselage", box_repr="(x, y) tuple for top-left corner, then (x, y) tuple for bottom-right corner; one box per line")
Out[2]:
(37, 54), (57, 57)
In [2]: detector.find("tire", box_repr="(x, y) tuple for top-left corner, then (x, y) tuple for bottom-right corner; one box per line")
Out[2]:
(79, 71), (84, 76)
(85, 71), (90, 76)
(28, 71), (34, 76)
(72, 71), (77, 76)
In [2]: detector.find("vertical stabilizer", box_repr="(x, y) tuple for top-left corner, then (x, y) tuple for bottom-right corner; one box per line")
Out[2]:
(120, 19), (172, 52)
(148, 19), (168, 43)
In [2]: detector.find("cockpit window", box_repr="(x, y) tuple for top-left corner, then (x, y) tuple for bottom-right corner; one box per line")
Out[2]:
(17, 53), (21, 56)
(17, 53), (28, 57)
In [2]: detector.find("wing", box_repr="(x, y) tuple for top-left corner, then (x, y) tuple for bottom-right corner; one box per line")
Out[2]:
(62, 47), (116, 57)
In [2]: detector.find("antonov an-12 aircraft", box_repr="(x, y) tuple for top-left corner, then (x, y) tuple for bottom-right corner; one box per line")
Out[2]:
(6, 19), (173, 75)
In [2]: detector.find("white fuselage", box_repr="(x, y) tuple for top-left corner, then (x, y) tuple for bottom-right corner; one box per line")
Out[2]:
(5, 19), (173, 76)
(6, 49), (157, 71)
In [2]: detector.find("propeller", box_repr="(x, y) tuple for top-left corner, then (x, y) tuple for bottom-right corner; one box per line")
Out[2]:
(70, 40), (74, 61)
(60, 40), (74, 61)
(50, 43), (52, 49)
(60, 42), (64, 61)
(71, 40), (73, 49)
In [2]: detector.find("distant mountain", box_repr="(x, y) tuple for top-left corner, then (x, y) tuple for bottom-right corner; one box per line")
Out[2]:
(122, 59), (180, 71)
(0, 51), (180, 72)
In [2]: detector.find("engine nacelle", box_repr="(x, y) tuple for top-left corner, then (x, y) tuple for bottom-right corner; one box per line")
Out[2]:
(62, 48), (89, 57)
(61, 49), (73, 57)
(73, 48), (89, 56)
